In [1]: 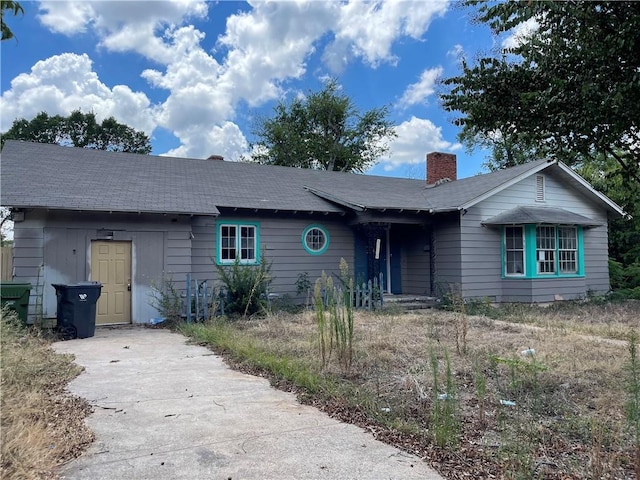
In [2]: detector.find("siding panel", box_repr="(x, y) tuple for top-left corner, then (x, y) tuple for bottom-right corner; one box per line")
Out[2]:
(191, 215), (354, 302)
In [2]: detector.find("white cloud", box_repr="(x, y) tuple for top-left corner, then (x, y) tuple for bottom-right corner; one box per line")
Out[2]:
(36, 1), (94, 35)
(0, 53), (154, 133)
(398, 66), (443, 108)
(164, 121), (248, 161)
(378, 116), (460, 171)
(37, 0), (209, 64)
(502, 17), (539, 50)
(11, 1), (452, 161)
(323, 0), (449, 72)
(447, 43), (464, 59)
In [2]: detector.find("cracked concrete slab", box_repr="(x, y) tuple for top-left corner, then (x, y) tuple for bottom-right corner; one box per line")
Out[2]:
(54, 327), (443, 480)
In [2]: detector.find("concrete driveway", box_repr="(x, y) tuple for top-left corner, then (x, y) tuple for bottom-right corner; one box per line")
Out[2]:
(54, 327), (443, 480)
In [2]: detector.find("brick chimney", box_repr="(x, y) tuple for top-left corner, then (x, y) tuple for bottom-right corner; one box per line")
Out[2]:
(426, 152), (457, 186)
(207, 154), (224, 161)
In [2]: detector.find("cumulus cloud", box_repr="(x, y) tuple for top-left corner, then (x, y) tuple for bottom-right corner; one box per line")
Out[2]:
(398, 67), (443, 108)
(7, 0), (452, 159)
(502, 17), (539, 50)
(377, 116), (460, 172)
(0, 53), (154, 133)
(323, 0), (449, 72)
(38, 0), (208, 64)
(164, 121), (248, 161)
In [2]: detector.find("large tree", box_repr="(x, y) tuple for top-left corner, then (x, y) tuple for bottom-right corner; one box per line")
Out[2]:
(1, 0), (23, 41)
(441, 1), (640, 182)
(251, 79), (395, 173)
(2, 110), (152, 154)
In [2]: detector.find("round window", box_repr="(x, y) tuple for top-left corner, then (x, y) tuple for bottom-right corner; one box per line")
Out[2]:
(302, 225), (329, 255)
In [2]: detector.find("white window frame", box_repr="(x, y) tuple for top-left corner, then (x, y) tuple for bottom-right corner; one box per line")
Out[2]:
(504, 226), (526, 276)
(217, 222), (259, 265)
(302, 224), (330, 255)
(558, 226), (578, 274)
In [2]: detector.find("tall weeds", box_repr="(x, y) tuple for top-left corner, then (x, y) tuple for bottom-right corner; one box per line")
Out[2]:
(313, 259), (355, 373)
(430, 349), (459, 447)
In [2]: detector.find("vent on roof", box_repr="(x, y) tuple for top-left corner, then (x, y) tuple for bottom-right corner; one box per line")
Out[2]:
(207, 154), (224, 161)
(536, 175), (545, 202)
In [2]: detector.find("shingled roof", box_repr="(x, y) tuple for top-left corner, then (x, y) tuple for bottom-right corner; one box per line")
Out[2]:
(0, 140), (623, 217)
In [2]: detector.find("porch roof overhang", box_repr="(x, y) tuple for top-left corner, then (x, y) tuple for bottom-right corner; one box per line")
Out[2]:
(481, 206), (602, 227)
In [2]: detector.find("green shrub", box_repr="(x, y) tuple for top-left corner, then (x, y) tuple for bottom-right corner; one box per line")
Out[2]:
(609, 259), (625, 289)
(216, 258), (272, 317)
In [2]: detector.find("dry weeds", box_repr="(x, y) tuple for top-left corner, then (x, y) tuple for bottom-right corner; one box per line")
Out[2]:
(0, 309), (93, 480)
(198, 300), (640, 479)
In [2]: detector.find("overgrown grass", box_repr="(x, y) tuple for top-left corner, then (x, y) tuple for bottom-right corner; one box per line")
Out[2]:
(0, 307), (93, 479)
(179, 300), (640, 479)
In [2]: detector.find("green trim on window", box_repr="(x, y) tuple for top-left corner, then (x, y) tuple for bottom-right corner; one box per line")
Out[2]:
(501, 224), (584, 279)
(524, 224), (537, 278)
(302, 224), (330, 255)
(577, 227), (585, 276)
(215, 220), (261, 265)
(502, 225), (526, 277)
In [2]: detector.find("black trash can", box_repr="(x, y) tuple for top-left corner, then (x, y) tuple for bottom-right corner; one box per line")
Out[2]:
(53, 282), (102, 339)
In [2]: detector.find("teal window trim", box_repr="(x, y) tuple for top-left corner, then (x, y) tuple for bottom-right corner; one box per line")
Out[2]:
(577, 227), (585, 275)
(502, 224), (584, 279)
(502, 225), (526, 277)
(216, 220), (261, 265)
(302, 224), (330, 255)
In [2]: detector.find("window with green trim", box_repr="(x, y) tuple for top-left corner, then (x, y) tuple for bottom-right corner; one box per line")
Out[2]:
(504, 226), (525, 276)
(217, 222), (259, 265)
(302, 225), (329, 255)
(502, 224), (583, 278)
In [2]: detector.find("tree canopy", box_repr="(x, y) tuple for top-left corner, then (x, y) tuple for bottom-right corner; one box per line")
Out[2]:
(441, 1), (640, 183)
(1, 1), (23, 41)
(251, 79), (396, 173)
(2, 110), (152, 154)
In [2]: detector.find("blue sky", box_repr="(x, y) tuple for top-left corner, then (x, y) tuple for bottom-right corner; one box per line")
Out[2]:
(0, 1), (524, 180)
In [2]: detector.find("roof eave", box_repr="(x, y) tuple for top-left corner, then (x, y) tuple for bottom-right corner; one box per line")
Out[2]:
(554, 162), (626, 217)
(3, 205), (220, 217)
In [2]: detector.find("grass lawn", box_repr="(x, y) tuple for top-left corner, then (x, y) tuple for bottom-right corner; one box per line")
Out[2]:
(181, 300), (640, 479)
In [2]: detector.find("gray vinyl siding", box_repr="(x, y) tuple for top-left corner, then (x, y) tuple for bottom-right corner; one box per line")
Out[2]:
(462, 170), (611, 302)
(433, 213), (462, 296)
(400, 226), (430, 295)
(12, 210), (191, 324)
(11, 222), (45, 323)
(190, 216), (217, 280)
(190, 215), (354, 302)
(582, 224), (610, 294)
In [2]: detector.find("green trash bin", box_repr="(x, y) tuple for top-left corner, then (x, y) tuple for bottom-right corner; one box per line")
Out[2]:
(0, 282), (32, 324)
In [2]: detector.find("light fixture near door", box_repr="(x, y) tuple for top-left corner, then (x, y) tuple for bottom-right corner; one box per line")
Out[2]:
(97, 229), (114, 240)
